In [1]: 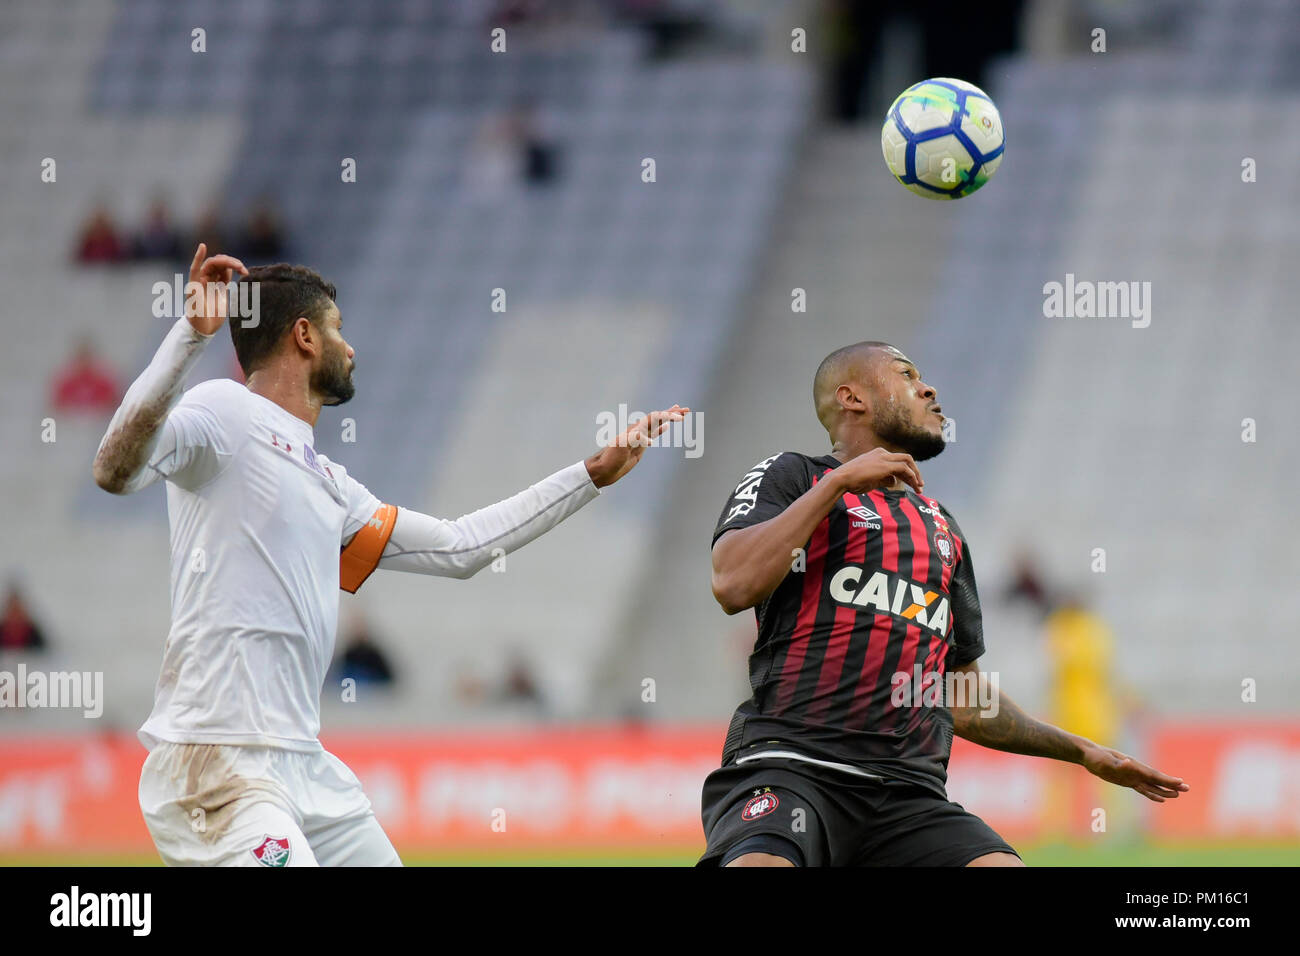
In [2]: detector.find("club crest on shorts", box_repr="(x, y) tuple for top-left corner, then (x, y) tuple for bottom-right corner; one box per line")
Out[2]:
(741, 787), (779, 821)
(933, 528), (955, 568)
(251, 835), (291, 867)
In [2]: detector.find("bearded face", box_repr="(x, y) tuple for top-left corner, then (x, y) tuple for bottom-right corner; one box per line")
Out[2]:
(872, 396), (945, 462)
(312, 336), (355, 405)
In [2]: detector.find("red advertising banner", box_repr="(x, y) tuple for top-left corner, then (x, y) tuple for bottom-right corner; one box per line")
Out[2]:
(322, 726), (721, 849)
(0, 733), (152, 854)
(1144, 721), (1300, 839)
(0, 721), (1296, 857)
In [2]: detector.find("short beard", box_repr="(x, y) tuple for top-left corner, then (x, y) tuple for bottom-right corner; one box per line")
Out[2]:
(874, 403), (945, 462)
(313, 348), (355, 405)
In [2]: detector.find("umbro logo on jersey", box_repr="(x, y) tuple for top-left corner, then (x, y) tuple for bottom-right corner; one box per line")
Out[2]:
(846, 504), (881, 529)
(827, 567), (950, 635)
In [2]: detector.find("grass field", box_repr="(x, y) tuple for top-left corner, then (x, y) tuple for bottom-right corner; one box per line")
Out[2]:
(2, 842), (1297, 866)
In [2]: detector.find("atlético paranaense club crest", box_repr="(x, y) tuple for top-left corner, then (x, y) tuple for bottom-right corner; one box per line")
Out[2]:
(922, 495), (956, 569)
(933, 528), (955, 568)
(251, 835), (291, 867)
(741, 787), (779, 821)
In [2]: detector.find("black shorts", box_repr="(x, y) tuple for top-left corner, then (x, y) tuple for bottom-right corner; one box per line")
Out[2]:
(697, 757), (1019, 867)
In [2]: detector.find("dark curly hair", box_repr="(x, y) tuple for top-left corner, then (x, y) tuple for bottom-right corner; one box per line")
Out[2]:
(230, 263), (337, 374)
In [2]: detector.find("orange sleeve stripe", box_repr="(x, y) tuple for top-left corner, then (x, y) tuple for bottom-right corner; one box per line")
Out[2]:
(340, 503), (398, 594)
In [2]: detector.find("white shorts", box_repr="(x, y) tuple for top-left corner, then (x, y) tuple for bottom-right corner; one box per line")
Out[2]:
(139, 742), (402, 867)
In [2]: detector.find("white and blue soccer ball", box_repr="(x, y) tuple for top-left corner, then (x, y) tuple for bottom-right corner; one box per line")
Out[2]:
(881, 77), (1004, 200)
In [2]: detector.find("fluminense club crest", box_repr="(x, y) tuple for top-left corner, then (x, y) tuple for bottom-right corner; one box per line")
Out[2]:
(251, 835), (291, 867)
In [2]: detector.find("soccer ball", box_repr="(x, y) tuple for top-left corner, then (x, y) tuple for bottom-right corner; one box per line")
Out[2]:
(881, 77), (1004, 200)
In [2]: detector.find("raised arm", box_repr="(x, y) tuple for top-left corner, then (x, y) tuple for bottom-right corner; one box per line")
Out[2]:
(711, 448), (924, 615)
(92, 245), (246, 493)
(377, 460), (600, 579)
(340, 405), (688, 588)
(947, 660), (1189, 803)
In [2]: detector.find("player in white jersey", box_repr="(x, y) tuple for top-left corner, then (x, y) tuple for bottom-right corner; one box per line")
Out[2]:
(93, 246), (687, 866)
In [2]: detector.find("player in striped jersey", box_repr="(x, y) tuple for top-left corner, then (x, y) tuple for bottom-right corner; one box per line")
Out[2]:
(698, 341), (1186, 867)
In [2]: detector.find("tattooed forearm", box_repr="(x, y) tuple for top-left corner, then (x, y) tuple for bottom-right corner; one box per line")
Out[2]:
(92, 390), (176, 493)
(951, 683), (1087, 764)
(92, 318), (211, 494)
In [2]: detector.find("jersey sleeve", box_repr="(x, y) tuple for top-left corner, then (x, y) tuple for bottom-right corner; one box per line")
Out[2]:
(338, 471), (397, 593)
(373, 460), (600, 580)
(712, 452), (810, 546)
(341, 471), (385, 543)
(119, 384), (239, 493)
(941, 507), (985, 667)
(95, 317), (227, 495)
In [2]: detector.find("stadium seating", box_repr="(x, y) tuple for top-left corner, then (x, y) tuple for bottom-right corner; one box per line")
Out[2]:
(1, 0), (810, 728)
(622, 0), (1300, 720)
(3, 0), (1296, 742)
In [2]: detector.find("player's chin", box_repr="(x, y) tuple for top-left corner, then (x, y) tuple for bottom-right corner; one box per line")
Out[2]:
(908, 430), (946, 462)
(323, 382), (356, 406)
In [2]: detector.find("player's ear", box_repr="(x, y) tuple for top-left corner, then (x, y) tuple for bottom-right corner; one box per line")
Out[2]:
(836, 383), (868, 416)
(292, 316), (317, 355)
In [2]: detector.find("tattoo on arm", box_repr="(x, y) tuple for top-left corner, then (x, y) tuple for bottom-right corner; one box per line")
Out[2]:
(93, 392), (173, 493)
(93, 321), (211, 493)
(951, 681), (1085, 764)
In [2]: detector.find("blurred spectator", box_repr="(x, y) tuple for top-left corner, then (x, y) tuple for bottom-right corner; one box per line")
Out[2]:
(51, 337), (121, 414)
(238, 200), (286, 262)
(1045, 595), (1118, 747)
(131, 197), (184, 262)
(613, 0), (714, 60)
(464, 103), (562, 200)
(454, 666), (488, 704)
(499, 652), (545, 710)
(0, 584), (47, 651)
(73, 205), (127, 264)
(1045, 595), (1128, 842)
(1003, 548), (1053, 618)
(192, 204), (228, 256)
(465, 112), (525, 200)
(489, 0), (544, 28)
(336, 623), (396, 687)
(514, 102), (560, 187)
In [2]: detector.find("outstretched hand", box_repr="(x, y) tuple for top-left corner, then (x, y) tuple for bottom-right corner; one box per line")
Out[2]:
(584, 405), (689, 488)
(1082, 744), (1190, 802)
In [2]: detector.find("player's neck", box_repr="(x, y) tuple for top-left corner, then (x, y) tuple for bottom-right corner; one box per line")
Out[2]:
(830, 434), (892, 463)
(246, 368), (322, 429)
(830, 435), (912, 494)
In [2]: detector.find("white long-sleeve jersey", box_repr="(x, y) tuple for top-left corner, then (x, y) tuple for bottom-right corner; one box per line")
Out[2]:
(99, 318), (600, 752)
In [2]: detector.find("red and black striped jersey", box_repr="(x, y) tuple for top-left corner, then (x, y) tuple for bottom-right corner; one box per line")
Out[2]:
(712, 451), (986, 796)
